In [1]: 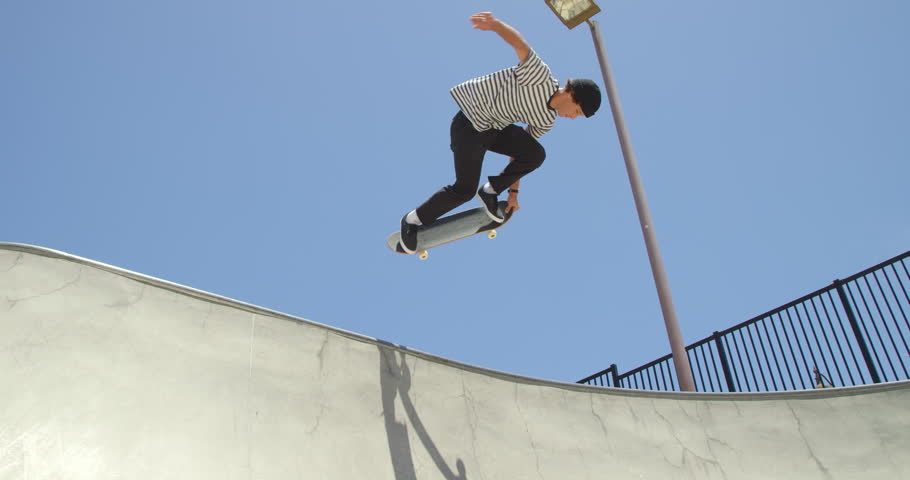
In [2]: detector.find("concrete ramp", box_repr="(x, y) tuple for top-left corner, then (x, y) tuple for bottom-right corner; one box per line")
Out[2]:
(1, 243), (908, 480)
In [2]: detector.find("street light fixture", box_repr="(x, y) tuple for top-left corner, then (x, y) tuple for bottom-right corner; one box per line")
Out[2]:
(544, 0), (697, 392)
(545, 0), (601, 29)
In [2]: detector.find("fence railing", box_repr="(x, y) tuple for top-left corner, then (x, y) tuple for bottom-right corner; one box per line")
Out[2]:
(579, 250), (910, 392)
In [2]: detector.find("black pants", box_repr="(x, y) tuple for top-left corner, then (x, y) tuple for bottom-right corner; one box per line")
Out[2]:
(415, 111), (546, 224)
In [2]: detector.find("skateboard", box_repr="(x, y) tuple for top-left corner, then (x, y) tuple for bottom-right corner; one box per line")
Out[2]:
(387, 201), (514, 260)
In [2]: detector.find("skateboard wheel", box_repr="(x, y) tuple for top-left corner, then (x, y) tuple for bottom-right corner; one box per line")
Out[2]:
(488, 230), (497, 239)
(418, 251), (429, 260)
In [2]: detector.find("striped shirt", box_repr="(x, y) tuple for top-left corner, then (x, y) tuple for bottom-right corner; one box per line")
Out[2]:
(450, 49), (558, 139)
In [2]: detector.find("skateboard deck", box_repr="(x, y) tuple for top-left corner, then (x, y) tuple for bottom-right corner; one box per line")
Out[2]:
(387, 201), (513, 260)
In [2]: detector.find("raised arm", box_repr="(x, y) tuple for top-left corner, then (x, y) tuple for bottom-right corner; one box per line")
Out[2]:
(470, 12), (530, 63)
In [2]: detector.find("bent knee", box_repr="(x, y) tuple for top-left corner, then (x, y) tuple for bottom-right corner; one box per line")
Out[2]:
(526, 145), (546, 168)
(446, 185), (477, 203)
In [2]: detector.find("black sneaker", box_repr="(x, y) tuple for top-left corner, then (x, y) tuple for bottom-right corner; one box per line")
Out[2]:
(400, 215), (419, 254)
(477, 187), (504, 223)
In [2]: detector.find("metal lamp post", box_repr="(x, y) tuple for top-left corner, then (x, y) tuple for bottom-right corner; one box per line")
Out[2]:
(544, 0), (696, 392)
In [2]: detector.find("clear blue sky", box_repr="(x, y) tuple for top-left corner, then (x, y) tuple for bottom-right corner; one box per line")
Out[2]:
(3, 1), (908, 384)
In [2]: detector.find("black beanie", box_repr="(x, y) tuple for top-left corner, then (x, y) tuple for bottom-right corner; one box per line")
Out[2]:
(570, 79), (601, 118)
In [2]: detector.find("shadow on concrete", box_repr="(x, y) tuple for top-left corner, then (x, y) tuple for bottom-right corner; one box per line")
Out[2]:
(379, 344), (467, 480)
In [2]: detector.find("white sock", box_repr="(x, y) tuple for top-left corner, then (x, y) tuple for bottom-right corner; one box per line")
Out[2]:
(405, 210), (422, 226)
(482, 182), (496, 195)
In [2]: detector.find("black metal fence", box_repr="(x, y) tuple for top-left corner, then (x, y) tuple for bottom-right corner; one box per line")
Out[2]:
(579, 250), (910, 392)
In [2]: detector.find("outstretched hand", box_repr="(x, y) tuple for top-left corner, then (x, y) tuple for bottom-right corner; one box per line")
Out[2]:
(470, 12), (499, 31)
(469, 12), (530, 63)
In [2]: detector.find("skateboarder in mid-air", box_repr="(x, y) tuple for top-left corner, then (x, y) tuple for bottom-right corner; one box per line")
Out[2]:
(399, 12), (602, 254)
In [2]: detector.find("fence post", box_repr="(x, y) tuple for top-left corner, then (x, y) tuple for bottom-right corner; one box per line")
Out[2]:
(609, 364), (620, 388)
(834, 279), (882, 384)
(712, 331), (737, 392)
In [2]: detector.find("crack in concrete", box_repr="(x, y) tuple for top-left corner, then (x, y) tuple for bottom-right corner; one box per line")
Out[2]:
(459, 373), (485, 480)
(6, 268), (83, 310)
(787, 401), (833, 480)
(696, 403), (731, 480)
(0, 252), (24, 273)
(513, 385), (544, 480)
(652, 400), (725, 476)
(316, 330), (330, 374)
(104, 284), (146, 310)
